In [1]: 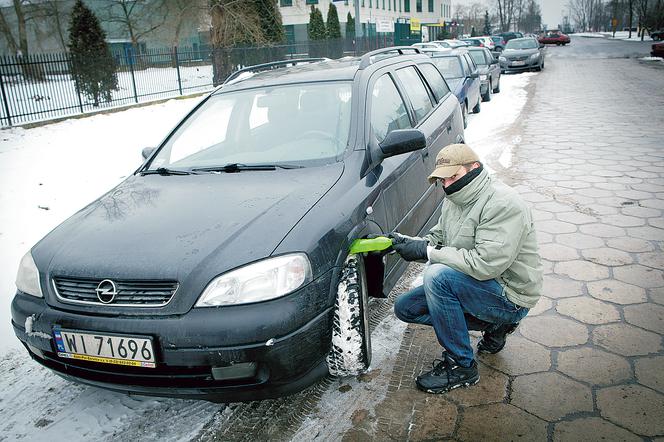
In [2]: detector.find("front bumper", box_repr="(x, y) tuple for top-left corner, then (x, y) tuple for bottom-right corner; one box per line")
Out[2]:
(11, 271), (334, 402)
(500, 58), (540, 71)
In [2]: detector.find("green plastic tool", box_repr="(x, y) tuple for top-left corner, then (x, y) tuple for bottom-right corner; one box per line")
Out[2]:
(349, 236), (393, 254)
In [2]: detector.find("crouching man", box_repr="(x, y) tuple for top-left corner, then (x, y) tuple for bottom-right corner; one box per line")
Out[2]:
(390, 143), (542, 394)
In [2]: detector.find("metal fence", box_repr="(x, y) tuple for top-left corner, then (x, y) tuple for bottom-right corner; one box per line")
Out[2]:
(0, 35), (394, 127)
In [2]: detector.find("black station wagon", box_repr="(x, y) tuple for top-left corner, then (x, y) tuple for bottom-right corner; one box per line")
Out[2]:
(12, 47), (464, 402)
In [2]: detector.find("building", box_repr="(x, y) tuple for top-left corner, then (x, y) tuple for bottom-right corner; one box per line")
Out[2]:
(279, 0), (452, 43)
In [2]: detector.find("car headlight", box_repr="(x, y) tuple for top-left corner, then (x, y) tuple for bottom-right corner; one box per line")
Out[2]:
(195, 253), (312, 307)
(499, 56), (506, 62)
(16, 251), (43, 298)
(480, 74), (488, 81)
(530, 53), (540, 60)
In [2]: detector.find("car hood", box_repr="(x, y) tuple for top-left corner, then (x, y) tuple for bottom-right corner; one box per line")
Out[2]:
(503, 48), (539, 58)
(35, 164), (344, 285)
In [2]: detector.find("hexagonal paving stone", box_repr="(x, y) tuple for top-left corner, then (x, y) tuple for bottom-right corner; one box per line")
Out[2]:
(556, 297), (620, 325)
(556, 211), (597, 224)
(638, 252), (664, 270)
(512, 372), (592, 421)
(649, 217), (664, 229)
(408, 397), (458, 441)
(641, 199), (664, 210)
(624, 303), (664, 334)
(542, 275), (585, 299)
(556, 233), (606, 249)
(621, 205), (661, 218)
(579, 224), (626, 238)
(582, 248), (633, 266)
(555, 260), (609, 281)
(602, 214), (646, 227)
(592, 323), (662, 356)
(445, 362), (508, 406)
(535, 201), (574, 213)
(520, 316), (588, 348)
(457, 403), (547, 442)
(651, 287), (664, 306)
(479, 335), (551, 375)
(587, 280), (647, 304)
(537, 220), (577, 234)
(553, 417), (641, 442)
(635, 356), (664, 394)
(532, 209), (554, 221)
(614, 265), (664, 288)
(597, 385), (664, 437)
(557, 347), (632, 385)
(627, 226), (664, 241)
(557, 180), (591, 189)
(606, 237), (654, 253)
(539, 244), (580, 262)
(528, 297), (553, 316)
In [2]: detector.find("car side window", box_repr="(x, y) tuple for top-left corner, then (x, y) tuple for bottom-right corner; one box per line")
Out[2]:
(459, 55), (471, 76)
(418, 63), (450, 102)
(370, 74), (412, 143)
(395, 66), (434, 122)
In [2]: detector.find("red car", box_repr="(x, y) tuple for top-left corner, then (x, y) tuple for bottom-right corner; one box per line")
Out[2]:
(539, 30), (571, 46)
(652, 42), (664, 57)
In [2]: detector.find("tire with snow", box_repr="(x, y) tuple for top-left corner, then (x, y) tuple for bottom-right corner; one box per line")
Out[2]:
(326, 255), (371, 377)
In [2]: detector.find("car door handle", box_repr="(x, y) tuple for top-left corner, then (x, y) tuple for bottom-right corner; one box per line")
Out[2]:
(421, 149), (429, 158)
(446, 125), (452, 133)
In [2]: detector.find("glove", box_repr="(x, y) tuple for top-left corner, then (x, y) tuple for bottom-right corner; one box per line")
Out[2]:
(388, 232), (428, 262)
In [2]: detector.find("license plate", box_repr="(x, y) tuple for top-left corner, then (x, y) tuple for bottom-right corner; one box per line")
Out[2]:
(53, 328), (156, 368)
(512, 61), (526, 66)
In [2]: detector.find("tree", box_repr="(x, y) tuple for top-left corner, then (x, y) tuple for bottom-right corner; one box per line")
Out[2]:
(346, 11), (355, 39)
(101, 0), (168, 54)
(0, 0), (45, 79)
(256, 0), (285, 44)
(483, 10), (492, 35)
(68, 0), (118, 107)
(519, 0), (541, 33)
(308, 5), (326, 57)
(326, 2), (341, 38)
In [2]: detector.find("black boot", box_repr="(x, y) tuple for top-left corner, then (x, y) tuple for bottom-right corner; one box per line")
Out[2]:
(477, 322), (519, 354)
(416, 351), (480, 394)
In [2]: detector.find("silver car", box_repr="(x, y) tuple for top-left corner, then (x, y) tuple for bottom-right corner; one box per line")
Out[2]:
(498, 37), (545, 72)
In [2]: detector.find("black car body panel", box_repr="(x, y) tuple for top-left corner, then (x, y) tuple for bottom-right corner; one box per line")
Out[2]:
(12, 52), (464, 402)
(467, 47), (501, 96)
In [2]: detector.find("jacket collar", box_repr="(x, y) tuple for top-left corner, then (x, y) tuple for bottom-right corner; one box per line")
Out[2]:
(445, 168), (490, 207)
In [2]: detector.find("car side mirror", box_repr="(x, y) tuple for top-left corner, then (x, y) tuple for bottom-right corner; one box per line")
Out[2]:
(378, 129), (426, 159)
(470, 72), (479, 79)
(539, 43), (545, 49)
(142, 146), (156, 159)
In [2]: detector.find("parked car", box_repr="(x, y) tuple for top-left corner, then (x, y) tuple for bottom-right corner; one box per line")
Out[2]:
(652, 42), (664, 57)
(412, 42), (448, 50)
(467, 47), (501, 101)
(651, 30), (664, 41)
(432, 39), (470, 49)
(427, 49), (482, 128)
(538, 30), (571, 45)
(11, 49), (465, 403)
(491, 35), (506, 52)
(499, 37), (545, 72)
(462, 36), (496, 50)
(494, 31), (524, 43)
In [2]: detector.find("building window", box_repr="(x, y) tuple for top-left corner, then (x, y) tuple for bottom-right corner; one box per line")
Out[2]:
(383, 0), (385, 9)
(416, 0), (422, 13)
(399, 0), (402, 12)
(394, 0), (397, 11)
(280, 0), (292, 5)
(428, 0), (433, 12)
(404, 0), (410, 12)
(388, 0), (391, 10)
(305, 0), (318, 4)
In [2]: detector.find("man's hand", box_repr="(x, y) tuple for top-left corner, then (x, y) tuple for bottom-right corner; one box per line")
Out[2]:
(388, 232), (428, 262)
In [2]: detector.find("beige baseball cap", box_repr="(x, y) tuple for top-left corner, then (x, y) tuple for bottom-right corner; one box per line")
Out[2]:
(427, 143), (480, 183)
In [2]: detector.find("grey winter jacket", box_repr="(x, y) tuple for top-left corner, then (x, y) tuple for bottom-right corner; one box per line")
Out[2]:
(424, 168), (543, 308)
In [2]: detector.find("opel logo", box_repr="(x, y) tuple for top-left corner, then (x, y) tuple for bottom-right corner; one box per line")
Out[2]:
(96, 279), (118, 304)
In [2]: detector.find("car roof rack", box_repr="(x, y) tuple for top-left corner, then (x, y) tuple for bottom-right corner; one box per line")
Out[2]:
(358, 46), (421, 69)
(223, 58), (328, 85)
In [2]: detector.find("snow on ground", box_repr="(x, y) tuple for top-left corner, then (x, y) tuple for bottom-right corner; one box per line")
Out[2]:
(0, 72), (531, 441)
(574, 31), (655, 41)
(641, 56), (664, 62)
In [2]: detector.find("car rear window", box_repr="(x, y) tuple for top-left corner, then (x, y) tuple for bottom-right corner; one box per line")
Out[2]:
(431, 56), (463, 79)
(505, 39), (538, 49)
(395, 66), (434, 122)
(149, 82), (353, 169)
(418, 63), (450, 102)
(469, 50), (488, 65)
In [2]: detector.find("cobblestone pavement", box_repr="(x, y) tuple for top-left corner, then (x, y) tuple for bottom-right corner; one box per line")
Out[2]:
(337, 49), (664, 439)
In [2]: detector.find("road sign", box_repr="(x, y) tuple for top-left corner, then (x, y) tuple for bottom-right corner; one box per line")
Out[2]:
(377, 20), (394, 33)
(410, 18), (421, 32)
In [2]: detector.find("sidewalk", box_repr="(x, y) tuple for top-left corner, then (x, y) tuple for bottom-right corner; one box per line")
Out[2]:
(336, 58), (664, 440)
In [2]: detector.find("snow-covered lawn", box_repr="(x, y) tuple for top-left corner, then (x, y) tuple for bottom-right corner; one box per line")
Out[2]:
(0, 70), (533, 441)
(575, 31), (655, 41)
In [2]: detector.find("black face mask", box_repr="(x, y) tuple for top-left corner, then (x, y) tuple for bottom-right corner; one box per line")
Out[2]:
(443, 164), (484, 195)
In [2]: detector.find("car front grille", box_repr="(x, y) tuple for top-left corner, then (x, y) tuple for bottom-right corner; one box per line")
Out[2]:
(52, 276), (178, 307)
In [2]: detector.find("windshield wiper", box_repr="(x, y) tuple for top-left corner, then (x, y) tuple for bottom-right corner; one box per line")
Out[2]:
(140, 167), (193, 176)
(192, 163), (303, 173)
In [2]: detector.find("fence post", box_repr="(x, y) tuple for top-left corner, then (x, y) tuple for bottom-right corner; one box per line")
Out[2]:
(0, 56), (12, 126)
(128, 49), (138, 103)
(174, 46), (183, 95)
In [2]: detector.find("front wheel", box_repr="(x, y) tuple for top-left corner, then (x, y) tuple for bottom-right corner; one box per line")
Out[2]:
(326, 255), (371, 377)
(493, 77), (501, 93)
(482, 84), (491, 102)
(473, 96), (481, 113)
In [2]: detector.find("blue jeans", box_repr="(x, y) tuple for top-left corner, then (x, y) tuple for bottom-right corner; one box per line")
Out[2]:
(394, 264), (530, 367)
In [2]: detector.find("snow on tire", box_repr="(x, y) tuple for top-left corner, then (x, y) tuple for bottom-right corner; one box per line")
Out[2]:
(326, 254), (371, 377)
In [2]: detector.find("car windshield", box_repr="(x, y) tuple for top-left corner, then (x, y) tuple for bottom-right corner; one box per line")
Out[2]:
(432, 57), (463, 78)
(469, 50), (488, 65)
(505, 39), (538, 49)
(147, 82), (352, 170)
